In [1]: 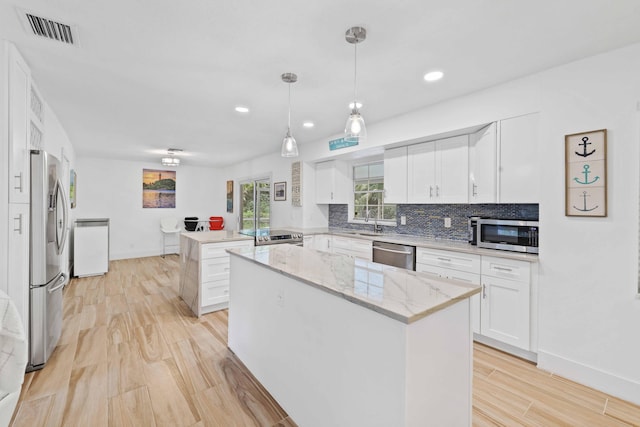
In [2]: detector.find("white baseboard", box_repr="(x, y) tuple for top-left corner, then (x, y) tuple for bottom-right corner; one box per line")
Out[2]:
(537, 350), (640, 406)
(110, 249), (179, 260)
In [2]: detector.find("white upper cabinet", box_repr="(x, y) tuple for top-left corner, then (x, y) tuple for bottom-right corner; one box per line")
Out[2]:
(407, 135), (469, 204)
(469, 123), (497, 203)
(383, 146), (407, 204)
(8, 43), (31, 204)
(498, 113), (540, 203)
(315, 160), (350, 204)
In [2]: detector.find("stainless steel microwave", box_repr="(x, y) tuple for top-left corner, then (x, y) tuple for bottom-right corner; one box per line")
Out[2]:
(476, 219), (539, 254)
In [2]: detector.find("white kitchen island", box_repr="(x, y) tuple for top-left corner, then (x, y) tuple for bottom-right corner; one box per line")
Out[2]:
(227, 244), (481, 427)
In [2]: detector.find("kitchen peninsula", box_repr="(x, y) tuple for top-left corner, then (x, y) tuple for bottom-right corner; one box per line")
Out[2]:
(227, 244), (481, 427)
(179, 230), (253, 317)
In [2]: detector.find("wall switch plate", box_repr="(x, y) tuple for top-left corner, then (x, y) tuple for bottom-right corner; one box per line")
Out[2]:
(400, 215), (407, 225)
(444, 217), (452, 228)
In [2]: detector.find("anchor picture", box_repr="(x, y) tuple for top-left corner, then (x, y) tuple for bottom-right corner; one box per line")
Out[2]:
(573, 164), (599, 185)
(565, 129), (607, 217)
(572, 190), (598, 212)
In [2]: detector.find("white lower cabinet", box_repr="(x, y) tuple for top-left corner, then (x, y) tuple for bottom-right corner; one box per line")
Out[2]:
(313, 234), (332, 253)
(480, 256), (531, 350)
(331, 236), (372, 261)
(416, 248), (535, 352)
(199, 240), (253, 314)
(7, 203), (29, 338)
(416, 248), (481, 334)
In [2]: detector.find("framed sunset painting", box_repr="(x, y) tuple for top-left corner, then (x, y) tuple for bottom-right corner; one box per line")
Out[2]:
(143, 169), (176, 208)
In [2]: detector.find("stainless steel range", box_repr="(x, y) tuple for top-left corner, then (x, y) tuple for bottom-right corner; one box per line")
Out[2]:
(242, 229), (303, 246)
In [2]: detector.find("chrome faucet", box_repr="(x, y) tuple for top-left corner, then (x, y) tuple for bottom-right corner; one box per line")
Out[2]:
(365, 209), (383, 234)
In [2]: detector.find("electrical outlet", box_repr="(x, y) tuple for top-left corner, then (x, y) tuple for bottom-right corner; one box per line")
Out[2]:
(400, 215), (407, 225)
(444, 217), (452, 228)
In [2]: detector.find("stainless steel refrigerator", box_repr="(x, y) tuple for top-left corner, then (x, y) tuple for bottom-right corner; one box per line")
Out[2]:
(28, 150), (69, 371)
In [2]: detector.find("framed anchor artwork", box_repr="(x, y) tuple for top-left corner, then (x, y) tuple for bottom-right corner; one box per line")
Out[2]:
(565, 129), (607, 217)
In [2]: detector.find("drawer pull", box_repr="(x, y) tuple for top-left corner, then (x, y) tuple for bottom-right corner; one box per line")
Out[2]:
(493, 266), (513, 272)
(482, 284), (486, 299)
(437, 257), (452, 262)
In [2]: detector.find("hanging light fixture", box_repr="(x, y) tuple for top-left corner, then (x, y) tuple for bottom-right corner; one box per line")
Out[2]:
(281, 72), (299, 157)
(344, 26), (367, 143)
(161, 148), (181, 166)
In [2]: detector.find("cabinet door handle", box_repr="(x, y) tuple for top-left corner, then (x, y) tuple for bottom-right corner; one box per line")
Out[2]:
(429, 186), (433, 198)
(14, 172), (23, 192)
(494, 266), (513, 272)
(435, 185), (440, 197)
(482, 284), (486, 299)
(13, 213), (23, 234)
(436, 257), (451, 262)
(331, 191), (334, 200)
(472, 183), (478, 197)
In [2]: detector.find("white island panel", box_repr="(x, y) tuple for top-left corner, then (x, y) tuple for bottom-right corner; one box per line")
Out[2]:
(228, 245), (477, 427)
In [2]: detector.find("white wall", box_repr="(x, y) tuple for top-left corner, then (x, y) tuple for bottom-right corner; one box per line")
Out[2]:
(219, 152), (327, 231)
(73, 157), (223, 260)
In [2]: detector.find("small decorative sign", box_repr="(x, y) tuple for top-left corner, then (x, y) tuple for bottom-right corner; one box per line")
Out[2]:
(329, 137), (358, 151)
(565, 129), (607, 217)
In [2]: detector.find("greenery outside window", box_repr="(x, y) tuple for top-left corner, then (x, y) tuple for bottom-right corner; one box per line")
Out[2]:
(353, 161), (396, 221)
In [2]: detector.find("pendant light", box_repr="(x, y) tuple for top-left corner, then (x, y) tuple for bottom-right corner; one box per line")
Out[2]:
(344, 26), (367, 143)
(281, 72), (299, 157)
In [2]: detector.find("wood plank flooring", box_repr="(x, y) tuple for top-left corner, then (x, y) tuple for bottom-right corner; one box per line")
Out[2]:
(9, 255), (640, 427)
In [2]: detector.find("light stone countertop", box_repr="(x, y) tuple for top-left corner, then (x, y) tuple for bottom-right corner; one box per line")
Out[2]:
(180, 230), (253, 244)
(291, 227), (539, 263)
(228, 244), (481, 324)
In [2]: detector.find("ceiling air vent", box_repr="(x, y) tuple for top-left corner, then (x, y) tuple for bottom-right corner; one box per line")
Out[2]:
(23, 12), (76, 45)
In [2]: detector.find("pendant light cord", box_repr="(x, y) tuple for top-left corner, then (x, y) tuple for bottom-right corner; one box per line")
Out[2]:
(353, 43), (358, 107)
(288, 82), (292, 130)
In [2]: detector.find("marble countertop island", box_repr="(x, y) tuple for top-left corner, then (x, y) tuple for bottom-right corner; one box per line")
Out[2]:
(228, 244), (480, 324)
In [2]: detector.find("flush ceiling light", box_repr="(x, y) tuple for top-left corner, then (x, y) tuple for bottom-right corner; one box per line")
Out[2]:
(423, 70), (444, 82)
(303, 121), (315, 128)
(235, 106), (249, 113)
(344, 26), (367, 143)
(161, 148), (181, 166)
(281, 72), (299, 157)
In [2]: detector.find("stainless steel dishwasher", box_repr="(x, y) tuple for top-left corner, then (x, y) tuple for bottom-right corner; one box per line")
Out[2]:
(372, 241), (416, 271)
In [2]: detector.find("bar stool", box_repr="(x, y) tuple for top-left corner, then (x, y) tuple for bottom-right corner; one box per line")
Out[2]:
(160, 217), (181, 257)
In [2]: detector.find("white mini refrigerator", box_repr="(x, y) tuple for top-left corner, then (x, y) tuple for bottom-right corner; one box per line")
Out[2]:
(74, 218), (109, 277)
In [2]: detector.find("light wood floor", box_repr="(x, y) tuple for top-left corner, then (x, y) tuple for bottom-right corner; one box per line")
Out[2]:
(10, 255), (640, 427)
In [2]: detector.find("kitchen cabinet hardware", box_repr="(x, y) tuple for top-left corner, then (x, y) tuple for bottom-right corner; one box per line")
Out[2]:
(472, 183), (478, 197)
(436, 185), (440, 197)
(13, 213), (23, 234)
(14, 172), (23, 191)
(437, 257), (452, 262)
(493, 266), (513, 272)
(429, 186), (433, 197)
(482, 284), (486, 299)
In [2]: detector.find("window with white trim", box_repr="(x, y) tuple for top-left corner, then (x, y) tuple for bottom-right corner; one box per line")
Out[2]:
(353, 161), (396, 221)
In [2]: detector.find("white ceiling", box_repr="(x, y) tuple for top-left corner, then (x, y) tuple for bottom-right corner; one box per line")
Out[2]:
(2, 1), (640, 167)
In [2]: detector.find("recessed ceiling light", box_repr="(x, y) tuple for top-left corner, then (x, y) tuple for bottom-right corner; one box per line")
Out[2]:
(348, 101), (363, 109)
(423, 71), (444, 82)
(235, 106), (249, 113)
(303, 121), (314, 128)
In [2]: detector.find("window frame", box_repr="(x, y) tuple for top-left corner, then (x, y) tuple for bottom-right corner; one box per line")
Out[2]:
(348, 159), (397, 226)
